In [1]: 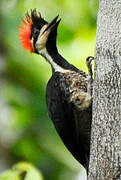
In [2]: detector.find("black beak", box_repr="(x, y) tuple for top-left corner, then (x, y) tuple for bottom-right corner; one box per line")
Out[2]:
(42, 15), (61, 35)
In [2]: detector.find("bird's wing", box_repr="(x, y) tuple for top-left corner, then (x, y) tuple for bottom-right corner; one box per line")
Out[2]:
(46, 72), (87, 167)
(46, 72), (77, 151)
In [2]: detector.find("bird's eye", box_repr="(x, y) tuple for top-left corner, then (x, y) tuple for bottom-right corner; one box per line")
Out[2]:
(33, 28), (40, 39)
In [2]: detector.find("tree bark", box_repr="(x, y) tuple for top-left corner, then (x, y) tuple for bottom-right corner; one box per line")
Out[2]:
(88, 0), (121, 179)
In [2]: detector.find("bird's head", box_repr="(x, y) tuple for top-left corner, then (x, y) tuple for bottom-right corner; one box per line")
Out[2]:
(19, 9), (61, 55)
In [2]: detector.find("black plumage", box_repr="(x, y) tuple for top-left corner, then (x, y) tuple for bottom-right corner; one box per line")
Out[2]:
(46, 71), (92, 170)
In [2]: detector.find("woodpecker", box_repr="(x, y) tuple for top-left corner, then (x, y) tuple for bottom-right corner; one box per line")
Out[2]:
(19, 9), (94, 172)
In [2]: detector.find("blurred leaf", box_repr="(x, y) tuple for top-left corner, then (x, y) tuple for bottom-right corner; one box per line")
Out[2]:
(24, 168), (43, 180)
(0, 162), (43, 180)
(13, 162), (35, 171)
(0, 170), (20, 180)
(13, 162), (43, 180)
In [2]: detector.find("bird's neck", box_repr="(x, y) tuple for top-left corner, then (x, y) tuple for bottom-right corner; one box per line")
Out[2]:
(40, 48), (79, 73)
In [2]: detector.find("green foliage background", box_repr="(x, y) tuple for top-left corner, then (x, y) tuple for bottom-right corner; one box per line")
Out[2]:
(0, 0), (98, 179)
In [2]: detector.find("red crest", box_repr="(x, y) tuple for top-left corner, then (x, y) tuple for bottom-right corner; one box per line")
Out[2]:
(19, 15), (34, 53)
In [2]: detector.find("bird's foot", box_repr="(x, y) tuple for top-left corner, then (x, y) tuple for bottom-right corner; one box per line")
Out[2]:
(85, 56), (95, 100)
(86, 56), (94, 78)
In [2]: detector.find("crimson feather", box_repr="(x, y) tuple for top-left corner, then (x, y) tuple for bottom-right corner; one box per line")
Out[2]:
(19, 15), (34, 53)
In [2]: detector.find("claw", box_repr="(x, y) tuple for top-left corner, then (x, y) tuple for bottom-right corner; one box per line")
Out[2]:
(86, 56), (95, 78)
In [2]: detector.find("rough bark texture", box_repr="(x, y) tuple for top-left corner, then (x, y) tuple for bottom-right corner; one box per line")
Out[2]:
(88, 0), (121, 179)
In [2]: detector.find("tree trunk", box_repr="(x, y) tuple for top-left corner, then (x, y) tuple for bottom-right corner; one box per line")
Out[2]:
(88, 0), (121, 179)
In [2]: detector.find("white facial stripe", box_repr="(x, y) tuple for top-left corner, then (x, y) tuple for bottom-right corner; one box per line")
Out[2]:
(39, 48), (69, 73)
(30, 37), (34, 49)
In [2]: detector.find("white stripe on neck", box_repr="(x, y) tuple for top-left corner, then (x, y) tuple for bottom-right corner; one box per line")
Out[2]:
(39, 48), (69, 73)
